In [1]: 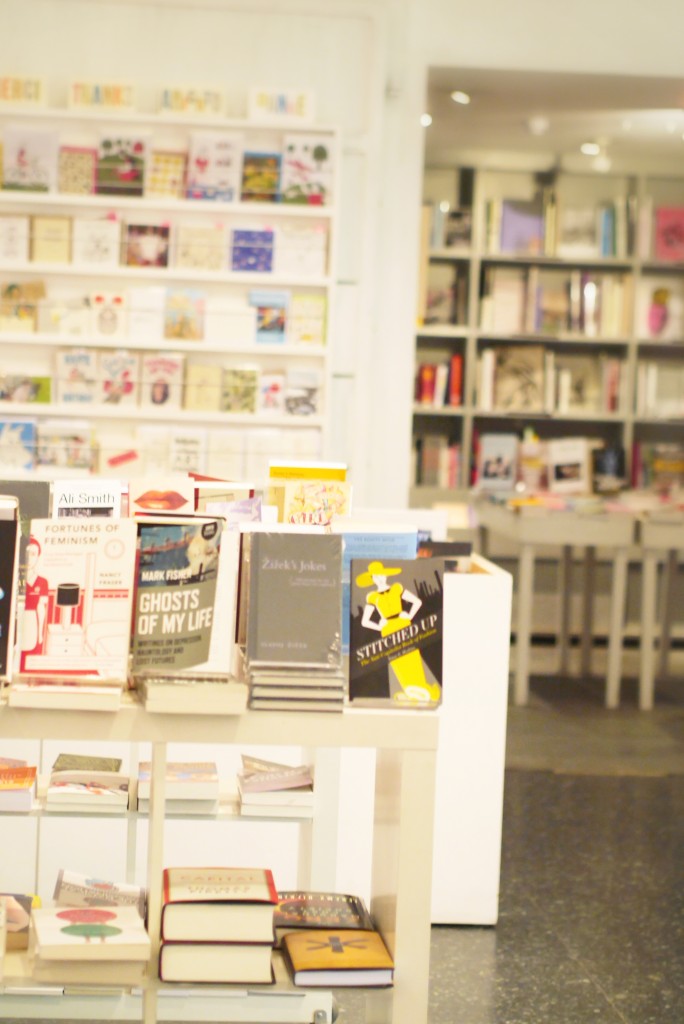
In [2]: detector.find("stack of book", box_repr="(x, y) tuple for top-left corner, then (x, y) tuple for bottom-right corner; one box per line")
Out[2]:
(45, 753), (129, 814)
(273, 890), (394, 987)
(236, 755), (314, 819)
(240, 530), (345, 712)
(159, 866), (277, 984)
(0, 758), (36, 813)
(136, 760), (220, 815)
(30, 904), (150, 987)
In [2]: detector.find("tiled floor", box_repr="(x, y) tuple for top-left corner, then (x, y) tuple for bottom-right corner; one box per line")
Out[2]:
(336, 647), (684, 1023)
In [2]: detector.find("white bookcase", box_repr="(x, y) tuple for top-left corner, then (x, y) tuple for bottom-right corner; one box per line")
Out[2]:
(0, 700), (439, 1024)
(0, 104), (339, 481)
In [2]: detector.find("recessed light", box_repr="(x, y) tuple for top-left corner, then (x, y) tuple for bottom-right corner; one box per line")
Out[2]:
(580, 142), (601, 156)
(450, 90), (471, 105)
(420, 113), (432, 127)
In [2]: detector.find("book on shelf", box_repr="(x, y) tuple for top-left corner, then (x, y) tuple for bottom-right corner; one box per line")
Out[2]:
(231, 227), (275, 273)
(0, 494), (20, 681)
(98, 349), (140, 407)
(52, 753), (122, 773)
(281, 927), (394, 987)
(0, 215), (30, 263)
(417, 538), (473, 573)
(139, 352), (185, 409)
(280, 133), (333, 205)
(58, 145), (97, 195)
(2, 126), (58, 192)
(653, 207), (684, 262)
(479, 265), (526, 333)
(51, 477), (124, 517)
(248, 693), (344, 713)
(241, 149), (281, 202)
(0, 417), (37, 473)
(46, 753), (129, 812)
(135, 673), (248, 715)
(245, 531), (343, 671)
(175, 223), (225, 272)
(124, 222), (170, 268)
(547, 437), (593, 495)
(30, 215), (71, 263)
(237, 779), (314, 810)
(158, 939), (274, 984)
(31, 956), (147, 986)
(636, 359), (684, 419)
(185, 130), (243, 201)
(249, 288), (288, 343)
(95, 134), (147, 197)
(349, 555), (445, 707)
(556, 204), (600, 258)
(0, 478), (50, 600)
(137, 796), (220, 816)
(237, 754), (313, 793)
(161, 866), (278, 943)
(413, 435), (461, 489)
(146, 148), (187, 199)
(137, 761), (219, 802)
(130, 514), (240, 679)
(31, 904), (150, 961)
(635, 276), (684, 341)
(274, 891), (374, 945)
(53, 868), (146, 916)
(1, 893), (34, 951)
(164, 287), (205, 341)
(71, 217), (121, 266)
(477, 433), (519, 492)
(90, 290), (128, 339)
(497, 197), (545, 255)
(0, 764), (36, 812)
(491, 344), (546, 413)
(16, 516), (137, 683)
(7, 681), (124, 711)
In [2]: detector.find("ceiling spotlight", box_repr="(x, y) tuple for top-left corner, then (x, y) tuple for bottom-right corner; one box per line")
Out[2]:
(527, 115), (550, 136)
(420, 113), (432, 127)
(580, 142), (601, 156)
(450, 90), (471, 105)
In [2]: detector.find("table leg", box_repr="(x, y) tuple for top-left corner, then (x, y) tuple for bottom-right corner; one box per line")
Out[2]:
(605, 547), (628, 709)
(581, 546), (596, 677)
(657, 548), (677, 680)
(639, 549), (659, 711)
(514, 543), (535, 706)
(558, 545), (572, 676)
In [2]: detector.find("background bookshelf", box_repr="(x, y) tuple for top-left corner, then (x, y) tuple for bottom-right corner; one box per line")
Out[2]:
(412, 164), (684, 501)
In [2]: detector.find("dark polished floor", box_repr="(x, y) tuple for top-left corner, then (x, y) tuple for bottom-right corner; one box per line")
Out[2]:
(337, 651), (684, 1023)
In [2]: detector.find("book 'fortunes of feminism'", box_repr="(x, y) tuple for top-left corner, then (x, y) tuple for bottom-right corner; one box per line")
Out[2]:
(130, 515), (239, 677)
(348, 556), (445, 707)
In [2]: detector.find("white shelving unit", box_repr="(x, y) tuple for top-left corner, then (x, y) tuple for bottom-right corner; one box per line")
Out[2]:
(0, 698), (439, 1024)
(0, 103), (339, 479)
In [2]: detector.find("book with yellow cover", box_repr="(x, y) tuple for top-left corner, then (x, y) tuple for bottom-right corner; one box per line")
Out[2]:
(282, 927), (394, 987)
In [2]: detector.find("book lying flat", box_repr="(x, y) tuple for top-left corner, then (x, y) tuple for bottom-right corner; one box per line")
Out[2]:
(32, 957), (147, 986)
(161, 866), (278, 943)
(32, 905), (150, 961)
(137, 761), (219, 801)
(237, 781), (313, 807)
(53, 869), (147, 918)
(281, 928), (393, 987)
(240, 802), (314, 820)
(0, 766), (36, 812)
(7, 683), (122, 712)
(274, 891), (373, 944)
(159, 940), (274, 984)
(136, 676), (248, 715)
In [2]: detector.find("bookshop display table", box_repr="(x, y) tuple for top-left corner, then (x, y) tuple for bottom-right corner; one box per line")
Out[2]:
(638, 516), (684, 711)
(0, 698), (439, 1024)
(477, 500), (636, 708)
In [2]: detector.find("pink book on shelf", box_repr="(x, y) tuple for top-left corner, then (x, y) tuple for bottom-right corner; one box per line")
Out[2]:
(654, 207), (684, 262)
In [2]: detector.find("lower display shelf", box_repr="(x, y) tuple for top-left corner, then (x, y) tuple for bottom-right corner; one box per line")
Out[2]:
(0, 951), (335, 1022)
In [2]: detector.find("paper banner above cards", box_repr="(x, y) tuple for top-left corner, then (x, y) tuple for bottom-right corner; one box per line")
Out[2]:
(0, 76), (45, 106)
(248, 88), (315, 124)
(158, 87), (224, 117)
(68, 81), (137, 112)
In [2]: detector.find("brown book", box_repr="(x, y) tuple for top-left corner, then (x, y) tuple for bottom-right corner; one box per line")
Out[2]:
(282, 928), (394, 987)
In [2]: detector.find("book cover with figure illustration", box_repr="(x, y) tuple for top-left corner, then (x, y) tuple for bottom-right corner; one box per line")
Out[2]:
(349, 556), (444, 707)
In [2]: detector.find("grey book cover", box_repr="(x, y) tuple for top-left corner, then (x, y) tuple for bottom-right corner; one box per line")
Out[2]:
(246, 532), (342, 669)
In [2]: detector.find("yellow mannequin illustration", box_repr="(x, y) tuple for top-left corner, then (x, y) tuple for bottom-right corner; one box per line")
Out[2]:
(355, 560), (440, 703)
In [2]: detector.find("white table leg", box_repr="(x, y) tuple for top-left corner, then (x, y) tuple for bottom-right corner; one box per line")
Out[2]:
(367, 747), (437, 1024)
(605, 547), (628, 709)
(657, 548), (677, 680)
(581, 546), (596, 677)
(514, 543), (535, 705)
(640, 549), (659, 711)
(558, 544), (572, 675)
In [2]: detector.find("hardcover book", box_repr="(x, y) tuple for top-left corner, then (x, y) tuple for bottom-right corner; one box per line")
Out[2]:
(96, 134), (147, 197)
(498, 197), (545, 255)
(280, 134), (333, 205)
(159, 940), (274, 984)
(349, 556), (444, 706)
(17, 516), (137, 681)
(32, 904), (150, 961)
(3, 126), (58, 192)
(281, 928), (393, 986)
(477, 433), (519, 492)
(654, 206), (684, 262)
(98, 349), (140, 407)
(58, 145), (97, 195)
(240, 150), (281, 202)
(246, 531), (342, 669)
(274, 891), (373, 943)
(185, 130), (243, 201)
(231, 228), (274, 272)
(493, 344), (546, 413)
(130, 515), (239, 677)
(161, 866), (278, 943)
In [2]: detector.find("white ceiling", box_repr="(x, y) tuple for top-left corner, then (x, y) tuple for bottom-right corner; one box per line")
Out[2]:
(425, 67), (684, 175)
